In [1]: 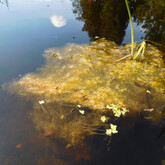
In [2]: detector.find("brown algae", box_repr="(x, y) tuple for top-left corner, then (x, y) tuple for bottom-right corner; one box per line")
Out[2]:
(6, 38), (165, 146)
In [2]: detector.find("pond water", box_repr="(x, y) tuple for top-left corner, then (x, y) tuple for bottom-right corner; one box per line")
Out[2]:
(0, 0), (165, 165)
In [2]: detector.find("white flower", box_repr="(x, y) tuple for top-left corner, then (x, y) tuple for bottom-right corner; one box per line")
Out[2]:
(105, 124), (118, 136)
(39, 100), (45, 104)
(106, 129), (112, 136)
(113, 110), (121, 117)
(100, 116), (106, 122)
(79, 110), (85, 114)
(106, 104), (128, 117)
(110, 124), (118, 134)
(106, 105), (112, 109)
(121, 107), (128, 115)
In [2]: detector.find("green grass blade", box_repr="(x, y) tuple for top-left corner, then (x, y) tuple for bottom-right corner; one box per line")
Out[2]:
(133, 41), (145, 60)
(125, 0), (134, 57)
(141, 41), (146, 58)
(145, 40), (164, 47)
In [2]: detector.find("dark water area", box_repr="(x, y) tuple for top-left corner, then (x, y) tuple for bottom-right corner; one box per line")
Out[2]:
(0, 0), (165, 165)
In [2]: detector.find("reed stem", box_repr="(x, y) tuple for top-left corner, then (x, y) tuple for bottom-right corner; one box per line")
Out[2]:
(125, 0), (134, 58)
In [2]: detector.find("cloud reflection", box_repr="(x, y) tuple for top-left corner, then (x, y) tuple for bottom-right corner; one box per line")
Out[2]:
(50, 15), (67, 28)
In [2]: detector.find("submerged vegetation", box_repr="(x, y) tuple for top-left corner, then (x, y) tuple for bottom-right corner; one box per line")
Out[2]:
(5, 38), (165, 146)
(1, 0), (165, 164)
(1, 0), (165, 152)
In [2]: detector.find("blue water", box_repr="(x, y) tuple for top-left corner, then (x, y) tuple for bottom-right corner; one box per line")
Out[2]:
(0, 0), (146, 84)
(0, 0), (90, 84)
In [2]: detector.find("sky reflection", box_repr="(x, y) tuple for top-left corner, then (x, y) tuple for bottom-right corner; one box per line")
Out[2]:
(0, 0), (165, 165)
(50, 15), (67, 28)
(0, 0), (89, 84)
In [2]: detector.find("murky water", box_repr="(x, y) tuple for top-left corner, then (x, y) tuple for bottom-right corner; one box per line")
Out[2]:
(0, 0), (165, 165)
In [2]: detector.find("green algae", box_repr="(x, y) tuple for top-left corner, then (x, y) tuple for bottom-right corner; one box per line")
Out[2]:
(6, 38), (165, 145)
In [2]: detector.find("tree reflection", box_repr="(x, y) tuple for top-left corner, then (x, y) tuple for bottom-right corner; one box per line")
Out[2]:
(71, 0), (165, 48)
(133, 0), (165, 47)
(72, 0), (130, 44)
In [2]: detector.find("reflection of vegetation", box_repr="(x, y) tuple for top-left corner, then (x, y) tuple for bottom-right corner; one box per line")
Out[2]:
(125, 1), (149, 60)
(125, 0), (146, 60)
(72, 0), (165, 51)
(6, 39), (165, 146)
(133, 0), (165, 47)
(72, 0), (129, 44)
(125, 0), (165, 60)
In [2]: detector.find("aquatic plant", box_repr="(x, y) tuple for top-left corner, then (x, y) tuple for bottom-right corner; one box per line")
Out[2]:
(133, 0), (165, 47)
(106, 124), (118, 136)
(125, 0), (134, 57)
(106, 104), (128, 117)
(133, 40), (146, 60)
(100, 116), (106, 122)
(125, 0), (146, 60)
(124, 0), (164, 60)
(5, 38), (165, 146)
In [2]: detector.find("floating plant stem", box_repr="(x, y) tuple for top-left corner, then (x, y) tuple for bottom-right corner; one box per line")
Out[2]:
(40, 104), (52, 119)
(145, 109), (165, 120)
(115, 54), (131, 62)
(39, 100), (61, 119)
(53, 109), (62, 119)
(133, 40), (165, 59)
(125, 0), (134, 58)
(141, 41), (146, 58)
(145, 40), (163, 47)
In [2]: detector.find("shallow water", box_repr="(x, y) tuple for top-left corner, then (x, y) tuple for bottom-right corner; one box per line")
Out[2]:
(0, 0), (165, 165)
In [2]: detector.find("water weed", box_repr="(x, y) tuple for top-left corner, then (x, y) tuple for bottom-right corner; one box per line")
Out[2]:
(5, 39), (165, 146)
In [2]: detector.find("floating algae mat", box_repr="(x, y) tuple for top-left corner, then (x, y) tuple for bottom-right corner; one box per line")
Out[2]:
(6, 38), (165, 145)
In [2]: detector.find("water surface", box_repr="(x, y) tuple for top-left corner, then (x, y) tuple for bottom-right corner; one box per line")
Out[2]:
(0, 0), (165, 165)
